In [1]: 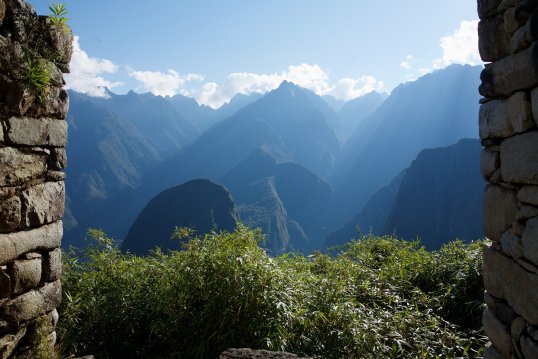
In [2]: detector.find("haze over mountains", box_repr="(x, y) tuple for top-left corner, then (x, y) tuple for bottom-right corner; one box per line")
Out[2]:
(64, 64), (483, 252)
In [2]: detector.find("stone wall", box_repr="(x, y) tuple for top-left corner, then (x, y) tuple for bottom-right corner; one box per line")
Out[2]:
(0, 0), (71, 357)
(478, 0), (538, 358)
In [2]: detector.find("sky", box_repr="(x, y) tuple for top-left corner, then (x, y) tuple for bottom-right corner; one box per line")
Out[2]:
(29, 1), (481, 108)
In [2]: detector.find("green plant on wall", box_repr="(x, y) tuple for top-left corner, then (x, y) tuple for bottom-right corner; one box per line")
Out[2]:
(48, 2), (68, 28)
(22, 57), (52, 101)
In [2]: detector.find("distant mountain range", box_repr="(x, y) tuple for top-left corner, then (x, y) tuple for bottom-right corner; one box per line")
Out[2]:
(326, 139), (484, 249)
(331, 64), (482, 219)
(63, 64), (483, 252)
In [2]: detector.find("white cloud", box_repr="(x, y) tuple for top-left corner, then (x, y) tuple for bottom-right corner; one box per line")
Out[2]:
(191, 63), (384, 108)
(64, 36), (124, 98)
(400, 55), (413, 70)
(128, 69), (204, 97)
(433, 20), (480, 69)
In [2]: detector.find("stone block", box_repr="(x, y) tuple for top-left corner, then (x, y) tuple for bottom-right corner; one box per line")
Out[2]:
(521, 334), (538, 358)
(47, 148), (67, 170)
(483, 308), (512, 358)
(0, 327), (26, 359)
(0, 147), (47, 187)
(485, 292), (518, 324)
(479, 15), (511, 62)
(518, 205), (538, 220)
(25, 87), (69, 120)
(5, 117), (67, 147)
(479, 92), (534, 139)
(522, 217), (538, 265)
(484, 184), (519, 241)
(478, 0), (503, 19)
(21, 181), (65, 227)
(483, 344), (504, 359)
(505, 7), (524, 34)
(501, 230), (524, 258)
(512, 316), (527, 341)
(0, 269), (10, 299)
(501, 131), (538, 184)
(532, 87), (538, 126)
(484, 244), (538, 325)
(0, 196), (21, 233)
(481, 148), (500, 180)
(0, 221), (62, 265)
(42, 248), (61, 282)
(511, 22), (530, 52)
(519, 185), (538, 205)
(0, 280), (61, 324)
(480, 42), (538, 97)
(7, 257), (41, 295)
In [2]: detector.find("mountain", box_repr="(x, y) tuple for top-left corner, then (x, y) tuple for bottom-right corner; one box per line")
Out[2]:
(65, 93), (162, 234)
(80, 90), (200, 159)
(336, 91), (387, 141)
(322, 95), (347, 112)
(166, 92), (263, 131)
(332, 65), (482, 218)
(121, 179), (239, 255)
(69, 81), (342, 246)
(326, 139), (484, 249)
(220, 148), (338, 253)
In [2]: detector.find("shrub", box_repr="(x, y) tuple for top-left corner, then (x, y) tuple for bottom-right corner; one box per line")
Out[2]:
(58, 226), (486, 358)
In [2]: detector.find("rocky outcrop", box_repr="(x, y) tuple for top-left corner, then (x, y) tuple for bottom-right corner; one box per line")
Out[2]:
(479, 1), (538, 357)
(0, 0), (71, 357)
(121, 179), (239, 255)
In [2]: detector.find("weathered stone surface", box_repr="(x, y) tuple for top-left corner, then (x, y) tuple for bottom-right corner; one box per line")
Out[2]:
(0, 147), (47, 187)
(501, 230), (524, 258)
(519, 185), (538, 205)
(47, 147), (67, 170)
(0, 221), (62, 265)
(483, 308), (512, 358)
(0, 0), (5, 24)
(521, 334), (538, 358)
(481, 148), (500, 180)
(42, 248), (61, 282)
(480, 42), (538, 97)
(7, 257), (41, 295)
(21, 181), (64, 227)
(484, 244), (538, 325)
(0, 326), (26, 359)
(505, 7), (524, 34)
(46, 170), (65, 181)
(478, 0), (503, 19)
(527, 13), (538, 45)
(0, 269), (10, 299)
(479, 15), (511, 62)
(519, 205), (538, 220)
(484, 344), (505, 359)
(532, 87), (538, 126)
(484, 185), (519, 241)
(501, 131), (538, 184)
(0, 196), (21, 233)
(479, 92), (534, 139)
(0, 37), (25, 73)
(522, 217), (538, 265)
(25, 87), (69, 120)
(511, 22), (530, 53)
(219, 349), (309, 359)
(529, 324), (538, 341)
(485, 292), (518, 324)
(0, 280), (61, 323)
(512, 316), (526, 340)
(0, 74), (34, 117)
(6, 117), (67, 146)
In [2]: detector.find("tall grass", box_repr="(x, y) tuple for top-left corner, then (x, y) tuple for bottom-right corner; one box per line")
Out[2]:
(58, 225), (486, 358)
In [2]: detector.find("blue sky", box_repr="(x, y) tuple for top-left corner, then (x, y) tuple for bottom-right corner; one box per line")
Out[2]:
(29, 1), (481, 108)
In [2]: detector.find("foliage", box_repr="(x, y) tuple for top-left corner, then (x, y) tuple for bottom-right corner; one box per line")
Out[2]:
(48, 2), (69, 28)
(21, 57), (52, 101)
(58, 226), (486, 359)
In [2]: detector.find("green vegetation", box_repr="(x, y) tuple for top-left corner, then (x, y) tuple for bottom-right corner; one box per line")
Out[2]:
(22, 57), (52, 101)
(58, 226), (486, 359)
(48, 2), (69, 28)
